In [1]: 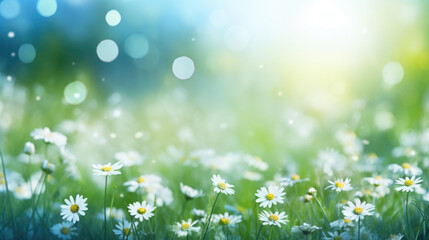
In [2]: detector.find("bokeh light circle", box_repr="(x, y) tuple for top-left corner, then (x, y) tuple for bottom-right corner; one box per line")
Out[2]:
(64, 81), (87, 105)
(18, 44), (36, 63)
(96, 39), (119, 62)
(105, 10), (121, 26)
(36, 0), (57, 17)
(124, 34), (149, 59)
(172, 56), (195, 80)
(0, 0), (20, 19)
(383, 62), (404, 86)
(224, 26), (249, 51)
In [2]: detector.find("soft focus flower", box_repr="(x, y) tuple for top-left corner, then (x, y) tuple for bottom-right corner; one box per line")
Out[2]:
(212, 174), (234, 195)
(113, 220), (137, 239)
(92, 162), (122, 176)
(60, 194), (88, 223)
(395, 176), (423, 192)
(326, 178), (353, 192)
(180, 182), (203, 200)
(342, 199), (375, 222)
(280, 174), (309, 187)
(128, 201), (156, 222)
(114, 150), (143, 167)
(387, 233), (404, 240)
(191, 209), (207, 221)
(258, 210), (288, 228)
(124, 174), (162, 192)
(213, 212), (242, 226)
(292, 223), (321, 235)
(172, 219), (200, 237)
(324, 231), (352, 240)
(255, 185), (286, 208)
(51, 222), (78, 240)
(330, 218), (354, 230)
(388, 163), (422, 176)
(31, 127), (67, 147)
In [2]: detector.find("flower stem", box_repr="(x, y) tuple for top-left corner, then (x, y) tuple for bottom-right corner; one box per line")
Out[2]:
(358, 217), (361, 240)
(104, 175), (108, 240)
(201, 192), (220, 240)
(0, 145), (17, 237)
(406, 191), (412, 240)
(314, 196), (330, 227)
(256, 224), (263, 240)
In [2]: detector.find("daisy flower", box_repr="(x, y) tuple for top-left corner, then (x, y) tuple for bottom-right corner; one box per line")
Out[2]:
(255, 185), (286, 208)
(128, 201), (156, 222)
(113, 220), (137, 239)
(180, 182), (203, 200)
(60, 194), (88, 223)
(114, 150), (143, 167)
(31, 127), (67, 147)
(342, 199), (375, 222)
(387, 233), (404, 240)
(258, 210), (288, 228)
(124, 174), (162, 192)
(388, 163), (422, 176)
(213, 212), (242, 226)
(280, 174), (309, 187)
(395, 175), (423, 192)
(363, 175), (393, 186)
(51, 222), (77, 240)
(324, 231), (352, 240)
(326, 178), (353, 192)
(330, 218), (354, 230)
(191, 209), (207, 221)
(172, 219), (200, 237)
(92, 162), (122, 176)
(211, 174), (234, 195)
(292, 223), (321, 235)
(245, 156), (268, 171)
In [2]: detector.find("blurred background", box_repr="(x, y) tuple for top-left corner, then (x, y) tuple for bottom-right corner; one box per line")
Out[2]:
(1, 0), (429, 169)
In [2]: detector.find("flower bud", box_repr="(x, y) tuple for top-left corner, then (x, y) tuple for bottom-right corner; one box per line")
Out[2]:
(41, 160), (55, 174)
(307, 187), (317, 196)
(23, 142), (35, 155)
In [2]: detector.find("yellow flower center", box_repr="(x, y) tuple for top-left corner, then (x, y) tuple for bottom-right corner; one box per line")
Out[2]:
(404, 179), (413, 186)
(137, 207), (146, 214)
(354, 207), (363, 215)
(60, 227), (70, 235)
(344, 218), (351, 223)
(375, 176), (382, 180)
(123, 228), (130, 236)
(0, 179), (5, 185)
(70, 204), (79, 213)
(137, 176), (145, 183)
(269, 214), (279, 221)
(220, 218), (230, 225)
(364, 190), (371, 195)
(291, 174), (300, 181)
(181, 222), (190, 230)
(266, 193), (274, 200)
(218, 182), (227, 190)
(334, 236), (342, 240)
(402, 163), (411, 169)
(101, 166), (112, 172)
(335, 182), (345, 188)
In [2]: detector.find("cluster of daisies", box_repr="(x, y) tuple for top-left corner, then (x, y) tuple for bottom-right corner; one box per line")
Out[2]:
(0, 126), (428, 240)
